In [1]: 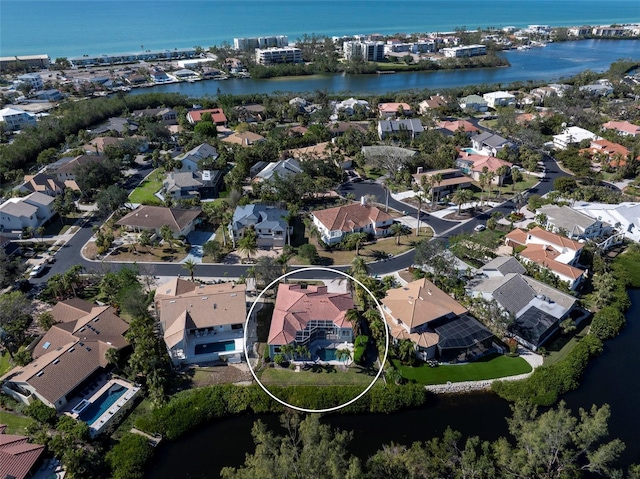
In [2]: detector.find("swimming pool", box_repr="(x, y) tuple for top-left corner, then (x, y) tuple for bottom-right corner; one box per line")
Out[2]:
(79, 384), (128, 426)
(463, 147), (484, 155)
(317, 348), (337, 361)
(194, 340), (236, 355)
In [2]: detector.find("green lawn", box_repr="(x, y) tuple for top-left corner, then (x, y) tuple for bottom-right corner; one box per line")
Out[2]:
(393, 354), (532, 385)
(543, 321), (591, 366)
(258, 364), (379, 387)
(0, 353), (12, 376)
(0, 411), (34, 434)
(129, 170), (164, 204)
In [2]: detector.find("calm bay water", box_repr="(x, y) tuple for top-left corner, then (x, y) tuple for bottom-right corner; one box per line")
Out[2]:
(1, 1), (640, 59)
(129, 39), (640, 96)
(146, 290), (640, 478)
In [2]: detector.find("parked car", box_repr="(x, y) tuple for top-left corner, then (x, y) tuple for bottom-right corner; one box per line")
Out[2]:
(29, 263), (45, 278)
(351, 177), (363, 183)
(474, 224), (486, 232)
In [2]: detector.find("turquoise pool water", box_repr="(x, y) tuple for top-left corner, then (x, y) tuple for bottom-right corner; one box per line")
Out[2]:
(317, 348), (337, 361)
(463, 147), (484, 155)
(195, 340), (236, 355)
(79, 384), (128, 425)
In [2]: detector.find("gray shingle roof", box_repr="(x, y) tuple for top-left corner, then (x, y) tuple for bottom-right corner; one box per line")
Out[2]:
(481, 256), (526, 276)
(492, 274), (537, 315)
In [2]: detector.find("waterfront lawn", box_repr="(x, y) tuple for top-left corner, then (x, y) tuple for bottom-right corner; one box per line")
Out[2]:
(258, 364), (378, 387)
(393, 354), (531, 385)
(543, 321), (591, 366)
(0, 411), (34, 434)
(129, 170), (163, 204)
(111, 398), (153, 440)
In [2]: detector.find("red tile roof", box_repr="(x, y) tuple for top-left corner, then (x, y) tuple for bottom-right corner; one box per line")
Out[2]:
(438, 120), (479, 133)
(312, 203), (393, 233)
(527, 226), (583, 251)
(0, 429), (45, 479)
(458, 153), (512, 173)
(520, 244), (584, 280)
(602, 120), (640, 136)
(187, 108), (227, 125)
(378, 102), (412, 113)
(268, 285), (354, 345)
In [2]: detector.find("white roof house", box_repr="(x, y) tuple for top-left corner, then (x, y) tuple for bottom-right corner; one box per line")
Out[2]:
(0, 107), (37, 131)
(482, 91), (516, 109)
(572, 201), (640, 243)
(553, 126), (601, 150)
(253, 158), (303, 182)
(0, 192), (55, 231)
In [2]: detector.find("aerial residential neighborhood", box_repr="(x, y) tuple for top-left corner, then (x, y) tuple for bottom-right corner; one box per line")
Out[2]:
(0, 9), (640, 479)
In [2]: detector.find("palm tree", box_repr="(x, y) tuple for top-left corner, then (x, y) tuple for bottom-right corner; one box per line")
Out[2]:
(182, 259), (197, 281)
(222, 210), (234, 248)
(452, 188), (473, 216)
(349, 232), (367, 256)
(238, 229), (258, 261)
(36, 226), (45, 243)
(105, 347), (121, 373)
(349, 256), (369, 279)
(276, 253), (290, 278)
(398, 339), (416, 365)
(280, 344), (295, 362)
(345, 309), (361, 337)
(335, 348), (352, 366)
(390, 222), (408, 245)
(414, 190), (427, 236)
(496, 165), (510, 196)
(381, 180), (390, 212)
(64, 265), (84, 297)
(160, 224), (174, 253)
(295, 344), (309, 361)
(138, 229), (152, 254)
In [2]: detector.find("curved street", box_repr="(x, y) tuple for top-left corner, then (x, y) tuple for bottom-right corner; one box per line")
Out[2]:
(33, 146), (567, 284)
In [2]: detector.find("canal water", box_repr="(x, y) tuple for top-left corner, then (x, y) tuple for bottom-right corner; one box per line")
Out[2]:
(131, 39), (640, 97)
(145, 290), (640, 478)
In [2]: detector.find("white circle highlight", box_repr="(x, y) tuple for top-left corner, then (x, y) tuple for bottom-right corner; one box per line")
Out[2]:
(243, 266), (390, 413)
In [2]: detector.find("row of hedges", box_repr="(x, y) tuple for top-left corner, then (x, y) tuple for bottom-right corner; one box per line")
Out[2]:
(116, 383), (426, 478)
(134, 383), (427, 440)
(491, 334), (604, 405)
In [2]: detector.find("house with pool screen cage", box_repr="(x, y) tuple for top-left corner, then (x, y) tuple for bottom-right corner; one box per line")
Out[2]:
(267, 284), (354, 359)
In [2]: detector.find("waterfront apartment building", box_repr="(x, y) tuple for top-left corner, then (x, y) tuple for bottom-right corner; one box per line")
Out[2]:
(0, 54), (50, 71)
(255, 47), (302, 65)
(440, 44), (487, 58)
(234, 36), (288, 51)
(343, 41), (385, 62)
(592, 26), (625, 37)
(68, 48), (197, 67)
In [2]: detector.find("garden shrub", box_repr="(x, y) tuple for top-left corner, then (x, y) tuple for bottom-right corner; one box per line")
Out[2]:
(107, 432), (154, 479)
(590, 306), (626, 340)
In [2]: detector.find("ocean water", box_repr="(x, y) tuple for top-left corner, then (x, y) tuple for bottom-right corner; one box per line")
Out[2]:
(1, 0), (640, 59)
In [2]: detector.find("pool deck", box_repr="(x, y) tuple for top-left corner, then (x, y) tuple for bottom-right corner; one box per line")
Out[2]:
(64, 378), (141, 438)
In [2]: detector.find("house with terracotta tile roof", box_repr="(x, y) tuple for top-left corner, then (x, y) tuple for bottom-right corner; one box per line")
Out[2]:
(0, 427), (45, 479)
(186, 108), (227, 126)
(221, 131), (266, 147)
(438, 120), (480, 136)
(378, 102), (412, 118)
(116, 205), (201, 238)
(155, 279), (248, 365)
(267, 284), (354, 358)
(602, 120), (640, 137)
(456, 153), (512, 184)
(311, 199), (394, 245)
(382, 278), (495, 361)
(505, 227), (585, 289)
(0, 300), (130, 411)
(580, 139), (631, 168)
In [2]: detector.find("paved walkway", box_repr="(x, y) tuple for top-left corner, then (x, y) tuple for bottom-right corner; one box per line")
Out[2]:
(182, 230), (216, 264)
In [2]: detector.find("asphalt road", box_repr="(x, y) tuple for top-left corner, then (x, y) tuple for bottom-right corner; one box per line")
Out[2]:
(33, 146), (568, 284)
